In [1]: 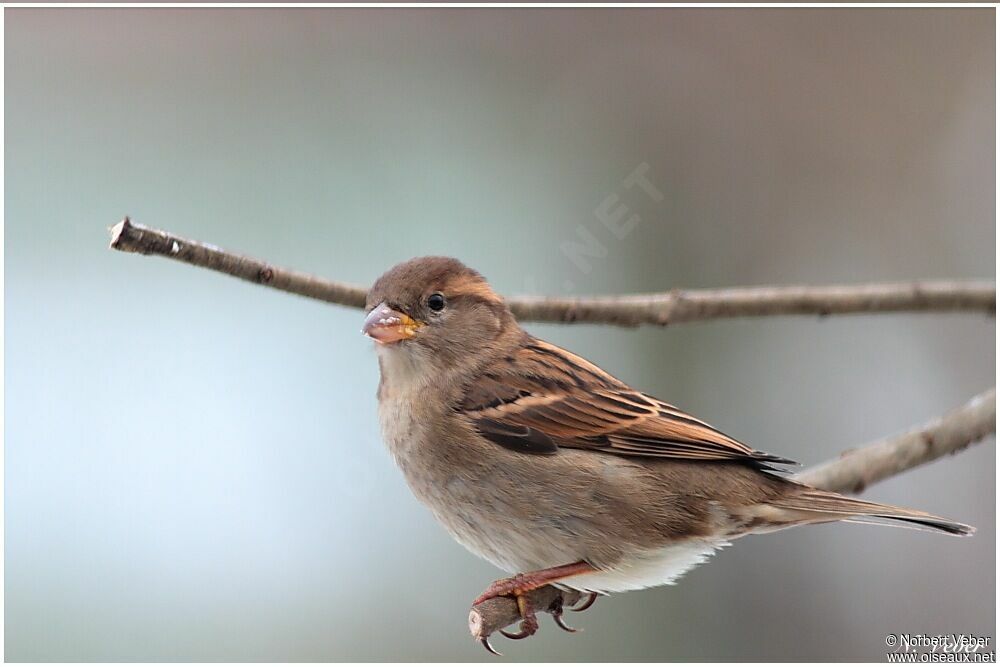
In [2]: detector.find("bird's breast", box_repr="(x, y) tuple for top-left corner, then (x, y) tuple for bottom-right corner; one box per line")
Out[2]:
(376, 386), (543, 570)
(377, 391), (423, 468)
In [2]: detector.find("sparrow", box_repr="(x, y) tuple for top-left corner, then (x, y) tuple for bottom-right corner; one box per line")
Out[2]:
(362, 256), (973, 654)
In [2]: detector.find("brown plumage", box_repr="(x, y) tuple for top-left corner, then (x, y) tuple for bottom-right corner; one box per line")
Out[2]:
(363, 257), (973, 644)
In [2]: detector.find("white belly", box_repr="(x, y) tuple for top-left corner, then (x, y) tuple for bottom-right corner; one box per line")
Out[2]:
(559, 539), (727, 594)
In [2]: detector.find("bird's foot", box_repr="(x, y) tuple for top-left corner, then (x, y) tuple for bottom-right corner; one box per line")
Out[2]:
(474, 588), (601, 654)
(473, 576), (541, 642)
(471, 563), (597, 655)
(499, 594), (539, 640)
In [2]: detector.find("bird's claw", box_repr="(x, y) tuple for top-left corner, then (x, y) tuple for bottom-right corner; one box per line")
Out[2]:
(499, 625), (533, 640)
(570, 591), (599, 612)
(545, 596), (579, 633)
(553, 610), (579, 633)
(480, 637), (502, 656)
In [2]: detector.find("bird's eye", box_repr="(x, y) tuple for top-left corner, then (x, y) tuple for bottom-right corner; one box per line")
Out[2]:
(427, 293), (446, 312)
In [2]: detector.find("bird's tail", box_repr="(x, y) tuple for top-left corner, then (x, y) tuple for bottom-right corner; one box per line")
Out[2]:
(750, 485), (974, 536)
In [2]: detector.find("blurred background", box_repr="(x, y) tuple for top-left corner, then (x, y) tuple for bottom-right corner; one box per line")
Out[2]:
(5, 8), (995, 661)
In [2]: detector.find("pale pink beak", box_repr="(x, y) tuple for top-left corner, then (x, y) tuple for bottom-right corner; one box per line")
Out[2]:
(362, 302), (423, 344)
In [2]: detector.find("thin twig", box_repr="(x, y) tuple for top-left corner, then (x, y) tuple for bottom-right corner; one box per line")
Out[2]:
(109, 218), (995, 327)
(510, 284), (996, 326)
(468, 388), (995, 641)
(109, 218), (368, 308)
(794, 388), (996, 494)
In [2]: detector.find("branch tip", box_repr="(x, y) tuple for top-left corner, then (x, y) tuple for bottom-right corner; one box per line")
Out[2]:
(109, 216), (132, 250)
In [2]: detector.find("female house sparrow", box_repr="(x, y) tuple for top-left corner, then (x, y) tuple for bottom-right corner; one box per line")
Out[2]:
(363, 257), (972, 653)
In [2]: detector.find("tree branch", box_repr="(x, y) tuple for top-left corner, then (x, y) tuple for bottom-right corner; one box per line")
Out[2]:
(467, 388), (995, 642)
(794, 388), (996, 494)
(107, 219), (994, 644)
(109, 217), (369, 308)
(109, 218), (995, 327)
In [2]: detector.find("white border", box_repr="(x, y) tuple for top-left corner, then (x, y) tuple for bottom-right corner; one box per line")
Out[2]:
(2, 3), (999, 7)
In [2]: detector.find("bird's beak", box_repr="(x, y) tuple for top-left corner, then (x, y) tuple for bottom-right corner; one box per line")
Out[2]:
(362, 302), (423, 344)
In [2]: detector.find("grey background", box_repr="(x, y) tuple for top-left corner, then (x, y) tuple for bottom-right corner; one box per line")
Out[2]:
(6, 8), (995, 661)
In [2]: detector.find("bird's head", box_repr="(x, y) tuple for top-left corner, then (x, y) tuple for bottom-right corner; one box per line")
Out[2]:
(364, 257), (518, 374)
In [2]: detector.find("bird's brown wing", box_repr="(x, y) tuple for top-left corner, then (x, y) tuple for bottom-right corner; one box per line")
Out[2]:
(460, 337), (795, 469)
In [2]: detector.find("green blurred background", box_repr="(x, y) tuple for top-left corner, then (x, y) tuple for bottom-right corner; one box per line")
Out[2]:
(5, 7), (995, 661)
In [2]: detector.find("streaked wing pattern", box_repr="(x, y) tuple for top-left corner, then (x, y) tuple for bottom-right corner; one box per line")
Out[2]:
(462, 338), (795, 470)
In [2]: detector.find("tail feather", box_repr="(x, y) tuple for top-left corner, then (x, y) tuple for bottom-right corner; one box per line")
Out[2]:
(762, 488), (974, 537)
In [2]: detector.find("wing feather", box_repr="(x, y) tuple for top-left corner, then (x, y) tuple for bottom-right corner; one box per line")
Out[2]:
(462, 337), (795, 469)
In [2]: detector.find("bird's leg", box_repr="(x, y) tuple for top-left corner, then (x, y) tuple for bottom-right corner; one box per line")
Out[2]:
(473, 561), (596, 642)
(472, 561), (595, 605)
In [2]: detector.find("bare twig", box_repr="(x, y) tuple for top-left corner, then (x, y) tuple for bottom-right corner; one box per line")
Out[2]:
(794, 388), (996, 494)
(109, 218), (368, 308)
(468, 388), (995, 641)
(109, 218), (995, 327)
(510, 284), (995, 326)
